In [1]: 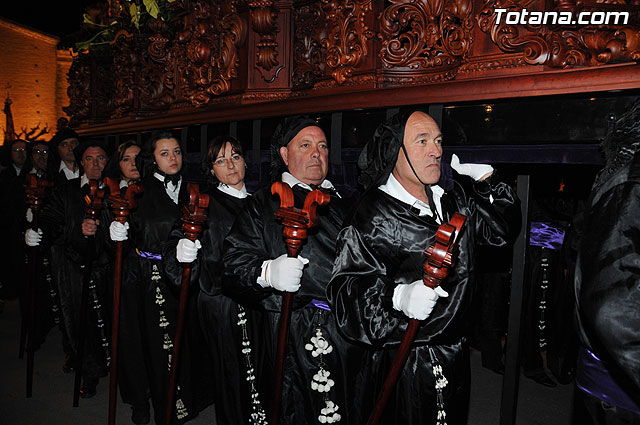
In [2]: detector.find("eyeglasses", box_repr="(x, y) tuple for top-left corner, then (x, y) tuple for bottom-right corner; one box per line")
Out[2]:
(213, 154), (243, 167)
(33, 149), (48, 155)
(12, 148), (26, 152)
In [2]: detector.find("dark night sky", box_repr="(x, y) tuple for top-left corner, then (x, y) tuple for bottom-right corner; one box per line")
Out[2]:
(1, 1), (91, 38)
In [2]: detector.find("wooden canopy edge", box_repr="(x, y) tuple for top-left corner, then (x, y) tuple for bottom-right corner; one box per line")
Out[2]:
(75, 63), (640, 137)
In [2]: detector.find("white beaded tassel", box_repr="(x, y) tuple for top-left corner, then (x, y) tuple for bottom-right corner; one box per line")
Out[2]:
(305, 326), (341, 423)
(237, 305), (267, 425)
(428, 347), (448, 425)
(153, 265), (188, 421)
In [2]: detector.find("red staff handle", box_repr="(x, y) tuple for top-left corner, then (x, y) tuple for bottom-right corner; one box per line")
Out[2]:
(366, 213), (466, 425)
(165, 183), (209, 425)
(104, 177), (142, 425)
(269, 182), (330, 425)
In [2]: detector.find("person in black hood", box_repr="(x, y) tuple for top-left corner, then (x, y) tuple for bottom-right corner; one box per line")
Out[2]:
(328, 110), (519, 425)
(573, 98), (640, 424)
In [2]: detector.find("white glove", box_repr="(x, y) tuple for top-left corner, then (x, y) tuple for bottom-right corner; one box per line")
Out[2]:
(25, 228), (43, 247)
(265, 254), (309, 292)
(392, 280), (449, 320)
(176, 238), (201, 263)
(26, 208), (33, 223)
(109, 221), (129, 242)
(450, 154), (493, 181)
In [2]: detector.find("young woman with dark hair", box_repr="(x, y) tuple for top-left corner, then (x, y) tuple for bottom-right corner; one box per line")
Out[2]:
(110, 131), (211, 424)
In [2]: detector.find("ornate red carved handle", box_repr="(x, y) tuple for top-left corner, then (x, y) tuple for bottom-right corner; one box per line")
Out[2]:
(270, 181), (330, 425)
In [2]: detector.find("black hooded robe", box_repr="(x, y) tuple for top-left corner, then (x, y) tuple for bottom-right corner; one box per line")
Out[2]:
(223, 184), (365, 425)
(328, 176), (517, 425)
(574, 151), (640, 420)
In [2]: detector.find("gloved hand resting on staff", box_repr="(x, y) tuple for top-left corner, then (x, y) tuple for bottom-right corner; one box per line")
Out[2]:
(109, 221), (129, 242)
(450, 154), (493, 181)
(176, 238), (201, 263)
(25, 228), (43, 247)
(263, 253), (309, 292)
(392, 280), (449, 320)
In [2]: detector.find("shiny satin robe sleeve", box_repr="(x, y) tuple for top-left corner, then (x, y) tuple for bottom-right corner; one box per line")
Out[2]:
(576, 167), (640, 398)
(328, 176), (518, 349)
(222, 188), (279, 306)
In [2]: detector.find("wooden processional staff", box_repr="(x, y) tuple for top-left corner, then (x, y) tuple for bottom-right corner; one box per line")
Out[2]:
(366, 212), (467, 425)
(73, 180), (107, 407)
(165, 184), (209, 425)
(104, 177), (143, 425)
(269, 182), (330, 425)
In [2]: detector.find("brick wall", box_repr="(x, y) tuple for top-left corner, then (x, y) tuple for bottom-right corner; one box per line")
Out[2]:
(1, 18), (72, 145)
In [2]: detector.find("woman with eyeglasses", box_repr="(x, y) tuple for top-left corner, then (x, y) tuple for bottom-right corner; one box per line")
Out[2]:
(166, 135), (271, 425)
(109, 132), (211, 424)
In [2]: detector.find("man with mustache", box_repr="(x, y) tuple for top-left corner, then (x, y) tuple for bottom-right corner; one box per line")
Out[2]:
(223, 116), (364, 425)
(328, 111), (519, 425)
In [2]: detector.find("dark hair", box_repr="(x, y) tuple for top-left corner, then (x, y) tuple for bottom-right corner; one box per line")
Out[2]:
(137, 130), (180, 178)
(46, 129), (81, 179)
(202, 135), (244, 186)
(105, 139), (141, 179)
(73, 139), (109, 176)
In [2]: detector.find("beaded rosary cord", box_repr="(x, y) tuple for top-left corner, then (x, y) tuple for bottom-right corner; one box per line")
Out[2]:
(305, 313), (341, 424)
(153, 265), (188, 420)
(237, 305), (267, 425)
(42, 256), (61, 325)
(428, 346), (448, 425)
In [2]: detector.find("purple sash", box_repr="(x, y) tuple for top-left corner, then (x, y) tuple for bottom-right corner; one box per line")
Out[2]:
(136, 248), (162, 261)
(529, 221), (565, 250)
(308, 299), (331, 311)
(576, 346), (640, 414)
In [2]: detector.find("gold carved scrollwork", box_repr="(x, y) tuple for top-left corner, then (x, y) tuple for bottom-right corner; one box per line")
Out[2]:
(379, 0), (474, 72)
(178, 0), (246, 107)
(249, 0), (282, 81)
(477, 0), (640, 68)
(293, 3), (327, 88)
(64, 53), (92, 124)
(320, 0), (374, 85)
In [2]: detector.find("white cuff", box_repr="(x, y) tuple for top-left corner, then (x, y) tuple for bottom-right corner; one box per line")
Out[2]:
(256, 260), (271, 288)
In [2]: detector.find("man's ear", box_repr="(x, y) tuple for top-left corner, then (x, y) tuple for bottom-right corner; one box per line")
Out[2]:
(280, 146), (289, 166)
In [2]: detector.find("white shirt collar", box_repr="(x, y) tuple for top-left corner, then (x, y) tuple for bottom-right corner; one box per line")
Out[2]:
(281, 172), (340, 197)
(154, 172), (182, 204)
(378, 173), (444, 222)
(80, 174), (104, 190)
(59, 161), (79, 180)
(13, 164), (22, 175)
(217, 182), (248, 199)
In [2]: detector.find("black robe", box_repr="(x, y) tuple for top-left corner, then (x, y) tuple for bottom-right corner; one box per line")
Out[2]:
(119, 175), (210, 424)
(163, 186), (266, 425)
(575, 152), (640, 410)
(223, 183), (365, 425)
(39, 177), (111, 385)
(0, 165), (27, 301)
(328, 176), (518, 425)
